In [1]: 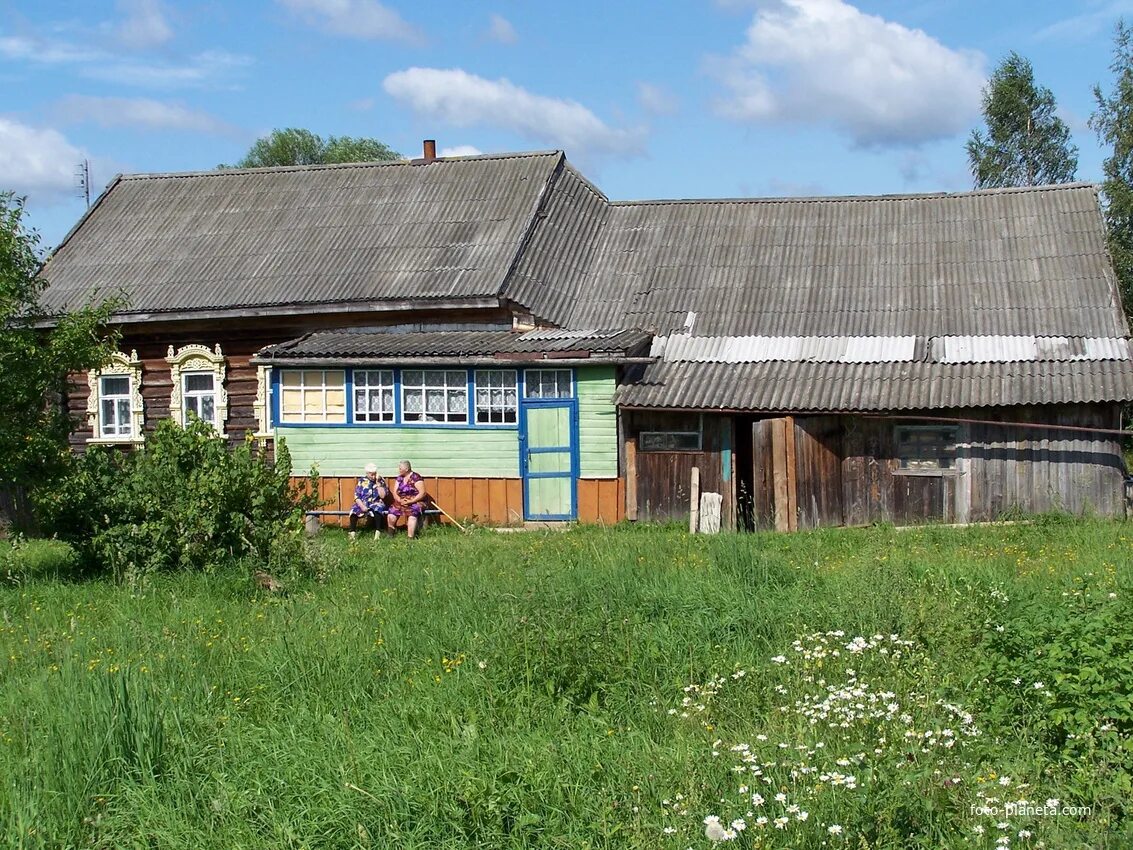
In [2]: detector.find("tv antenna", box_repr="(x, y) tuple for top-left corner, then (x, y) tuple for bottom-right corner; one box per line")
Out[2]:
(75, 159), (90, 208)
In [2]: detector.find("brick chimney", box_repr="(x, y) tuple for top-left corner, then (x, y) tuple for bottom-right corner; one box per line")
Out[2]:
(422, 139), (436, 161)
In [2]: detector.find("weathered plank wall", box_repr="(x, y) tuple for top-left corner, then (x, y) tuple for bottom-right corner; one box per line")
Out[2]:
(794, 416), (844, 529)
(966, 404), (1124, 520)
(629, 412), (734, 527)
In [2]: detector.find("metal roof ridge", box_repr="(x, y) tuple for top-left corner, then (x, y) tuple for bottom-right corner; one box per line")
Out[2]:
(608, 181), (1099, 207)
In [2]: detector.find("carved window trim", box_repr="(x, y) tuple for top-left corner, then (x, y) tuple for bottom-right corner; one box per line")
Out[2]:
(87, 350), (144, 444)
(253, 364), (273, 439)
(166, 344), (228, 436)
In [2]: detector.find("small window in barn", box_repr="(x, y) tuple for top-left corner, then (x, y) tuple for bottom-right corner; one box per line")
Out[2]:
(402, 369), (468, 424)
(353, 370), (395, 423)
(524, 368), (573, 399)
(99, 375), (133, 438)
(475, 370), (518, 424)
(279, 370), (346, 424)
(896, 426), (957, 471)
(182, 372), (217, 426)
(639, 431), (702, 451)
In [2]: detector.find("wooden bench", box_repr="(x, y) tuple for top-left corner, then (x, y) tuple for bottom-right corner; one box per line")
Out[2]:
(304, 508), (442, 535)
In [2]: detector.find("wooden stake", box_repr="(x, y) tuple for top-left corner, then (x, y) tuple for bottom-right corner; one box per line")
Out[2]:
(431, 501), (469, 533)
(690, 466), (700, 533)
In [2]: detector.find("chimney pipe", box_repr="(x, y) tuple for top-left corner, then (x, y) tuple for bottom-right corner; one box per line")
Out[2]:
(422, 139), (436, 161)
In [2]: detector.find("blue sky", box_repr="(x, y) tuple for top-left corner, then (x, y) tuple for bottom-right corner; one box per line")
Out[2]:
(3, 0), (1132, 250)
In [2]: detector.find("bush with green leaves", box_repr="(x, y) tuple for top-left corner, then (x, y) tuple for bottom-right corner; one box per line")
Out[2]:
(35, 419), (318, 579)
(1, 537), (80, 583)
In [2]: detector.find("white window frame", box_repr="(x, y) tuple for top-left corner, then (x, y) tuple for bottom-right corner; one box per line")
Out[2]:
(87, 350), (144, 444)
(524, 368), (573, 399)
(353, 370), (396, 423)
(402, 369), (468, 424)
(279, 369), (347, 424)
(474, 369), (518, 424)
(166, 344), (227, 435)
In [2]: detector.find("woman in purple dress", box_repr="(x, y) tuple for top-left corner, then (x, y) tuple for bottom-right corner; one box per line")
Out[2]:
(387, 460), (428, 539)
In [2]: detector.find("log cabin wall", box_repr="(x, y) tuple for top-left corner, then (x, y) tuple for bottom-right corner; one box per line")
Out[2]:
(626, 412), (735, 528)
(65, 308), (513, 450)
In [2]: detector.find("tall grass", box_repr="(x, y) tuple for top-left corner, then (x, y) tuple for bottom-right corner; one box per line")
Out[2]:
(1, 519), (1130, 848)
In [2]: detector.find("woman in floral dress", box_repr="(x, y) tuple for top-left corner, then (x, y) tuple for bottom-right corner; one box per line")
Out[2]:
(387, 460), (428, 539)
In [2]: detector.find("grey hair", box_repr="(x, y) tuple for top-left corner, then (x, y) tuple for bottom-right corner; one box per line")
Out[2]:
(398, 460), (412, 471)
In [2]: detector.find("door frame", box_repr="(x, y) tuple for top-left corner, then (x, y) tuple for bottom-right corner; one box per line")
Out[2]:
(518, 398), (579, 521)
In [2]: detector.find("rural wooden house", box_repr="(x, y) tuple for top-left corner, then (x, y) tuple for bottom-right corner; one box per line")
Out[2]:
(39, 144), (1133, 529)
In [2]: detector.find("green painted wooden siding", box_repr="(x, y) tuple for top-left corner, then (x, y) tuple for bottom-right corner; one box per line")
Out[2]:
(278, 427), (520, 478)
(276, 365), (620, 479)
(577, 366), (618, 478)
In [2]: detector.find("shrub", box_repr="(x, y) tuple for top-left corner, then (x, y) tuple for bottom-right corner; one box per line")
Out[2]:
(0, 537), (80, 582)
(34, 420), (318, 579)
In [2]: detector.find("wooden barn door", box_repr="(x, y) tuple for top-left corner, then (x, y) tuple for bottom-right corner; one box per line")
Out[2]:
(751, 416), (844, 531)
(752, 418), (797, 531)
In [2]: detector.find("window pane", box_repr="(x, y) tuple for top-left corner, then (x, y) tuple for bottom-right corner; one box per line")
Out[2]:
(200, 396), (215, 423)
(281, 371), (301, 387)
(557, 372), (572, 396)
(303, 391), (322, 414)
(446, 370), (466, 386)
(302, 371), (322, 386)
(184, 373), (213, 392)
(424, 371), (444, 387)
(448, 389), (467, 413)
(281, 389), (302, 415)
(404, 392), (421, 414)
(186, 396), (199, 417)
(425, 389), (444, 413)
(116, 399), (131, 433)
(381, 389), (394, 411)
(404, 371), (422, 387)
(101, 398), (116, 427)
(102, 376), (129, 396)
(325, 371), (345, 388)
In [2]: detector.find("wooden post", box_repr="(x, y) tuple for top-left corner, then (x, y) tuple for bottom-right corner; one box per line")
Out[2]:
(625, 435), (638, 521)
(784, 415), (798, 532)
(771, 419), (789, 532)
(689, 466), (700, 533)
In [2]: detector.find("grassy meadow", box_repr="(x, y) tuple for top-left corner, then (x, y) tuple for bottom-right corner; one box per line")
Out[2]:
(1, 519), (1132, 849)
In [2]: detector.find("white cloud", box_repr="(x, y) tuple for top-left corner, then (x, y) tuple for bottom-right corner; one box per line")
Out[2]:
(114, 0), (173, 49)
(1034, 1), (1133, 42)
(81, 50), (252, 89)
(440, 145), (483, 157)
(487, 13), (517, 44)
(0, 118), (87, 202)
(383, 67), (646, 158)
(276, 0), (424, 44)
(0, 35), (103, 64)
(53, 95), (239, 136)
(637, 82), (678, 116)
(711, 0), (985, 147)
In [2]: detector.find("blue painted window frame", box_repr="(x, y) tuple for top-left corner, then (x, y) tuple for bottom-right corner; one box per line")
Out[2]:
(271, 367), (538, 430)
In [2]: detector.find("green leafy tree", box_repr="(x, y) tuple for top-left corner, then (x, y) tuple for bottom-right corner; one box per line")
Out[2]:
(967, 52), (1078, 189)
(225, 128), (400, 168)
(1092, 21), (1133, 316)
(0, 192), (120, 492)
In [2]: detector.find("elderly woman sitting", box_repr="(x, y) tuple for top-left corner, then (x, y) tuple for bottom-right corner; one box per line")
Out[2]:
(387, 460), (428, 539)
(349, 462), (389, 541)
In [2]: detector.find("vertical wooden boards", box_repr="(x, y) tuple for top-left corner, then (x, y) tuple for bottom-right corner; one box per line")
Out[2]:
(690, 466), (700, 533)
(625, 435), (638, 521)
(793, 416), (845, 529)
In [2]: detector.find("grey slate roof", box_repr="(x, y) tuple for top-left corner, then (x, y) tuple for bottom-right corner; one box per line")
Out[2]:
(40, 152), (562, 317)
(615, 360), (1133, 411)
(256, 328), (652, 362)
(511, 182), (1129, 339)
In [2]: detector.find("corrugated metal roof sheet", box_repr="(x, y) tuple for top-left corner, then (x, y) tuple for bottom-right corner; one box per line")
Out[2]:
(257, 328), (652, 360)
(507, 182), (1128, 340)
(936, 336), (1131, 362)
(616, 360), (1133, 411)
(41, 152), (563, 316)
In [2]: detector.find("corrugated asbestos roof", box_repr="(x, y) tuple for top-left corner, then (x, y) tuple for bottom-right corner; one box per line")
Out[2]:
(652, 334), (1133, 363)
(616, 360), (1133, 411)
(508, 182), (1129, 339)
(40, 152), (563, 316)
(256, 328), (652, 361)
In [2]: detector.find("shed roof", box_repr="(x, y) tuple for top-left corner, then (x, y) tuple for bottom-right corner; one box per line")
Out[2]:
(511, 182), (1128, 339)
(40, 152), (563, 318)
